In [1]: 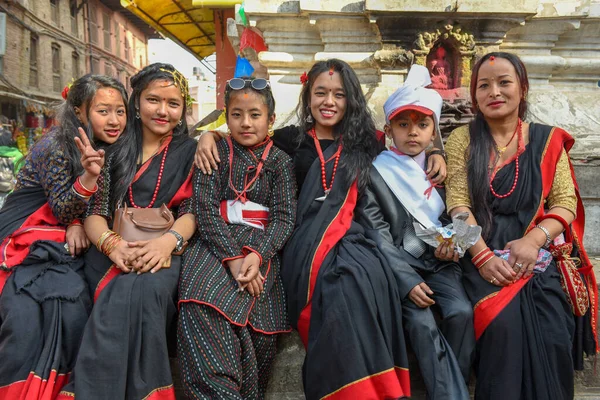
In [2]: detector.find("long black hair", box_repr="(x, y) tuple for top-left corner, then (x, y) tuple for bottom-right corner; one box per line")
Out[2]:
(296, 59), (378, 190)
(110, 63), (190, 209)
(467, 52), (529, 239)
(55, 74), (128, 178)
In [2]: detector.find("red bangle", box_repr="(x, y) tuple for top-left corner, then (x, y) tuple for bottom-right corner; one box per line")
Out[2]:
(73, 176), (98, 197)
(472, 247), (494, 269)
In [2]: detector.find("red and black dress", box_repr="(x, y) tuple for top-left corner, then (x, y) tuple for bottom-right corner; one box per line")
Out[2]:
(177, 136), (297, 399)
(0, 132), (92, 400)
(446, 123), (597, 400)
(279, 127), (412, 400)
(57, 135), (196, 400)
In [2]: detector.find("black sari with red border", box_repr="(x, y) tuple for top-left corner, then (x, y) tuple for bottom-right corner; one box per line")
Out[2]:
(462, 123), (597, 400)
(282, 141), (411, 400)
(0, 141), (91, 400)
(58, 135), (196, 400)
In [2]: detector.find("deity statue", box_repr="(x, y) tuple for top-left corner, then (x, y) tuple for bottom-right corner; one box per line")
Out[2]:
(428, 46), (453, 89)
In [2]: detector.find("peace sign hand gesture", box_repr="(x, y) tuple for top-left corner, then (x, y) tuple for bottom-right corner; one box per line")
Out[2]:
(74, 127), (105, 177)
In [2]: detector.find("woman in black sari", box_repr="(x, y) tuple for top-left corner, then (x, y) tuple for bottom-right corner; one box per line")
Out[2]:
(445, 52), (597, 400)
(195, 59), (449, 399)
(0, 75), (127, 399)
(58, 63), (197, 400)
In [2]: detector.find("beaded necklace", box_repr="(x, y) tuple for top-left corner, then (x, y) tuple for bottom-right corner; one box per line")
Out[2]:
(128, 141), (170, 208)
(489, 119), (522, 199)
(309, 127), (342, 195)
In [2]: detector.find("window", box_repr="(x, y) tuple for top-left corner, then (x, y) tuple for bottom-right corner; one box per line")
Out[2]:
(126, 73), (131, 91)
(89, 4), (97, 43)
(91, 57), (99, 74)
(105, 62), (116, 78)
(50, 0), (60, 26)
(114, 23), (120, 57)
(70, 0), (78, 35)
(0, 56), (3, 75)
(29, 35), (38, 87)
(52, 43), (62, 92)
(103, 13), (111, 51)
(139, 55), (143, 68)
(124, 37), (130, 63)
(72, 52), (79, 79)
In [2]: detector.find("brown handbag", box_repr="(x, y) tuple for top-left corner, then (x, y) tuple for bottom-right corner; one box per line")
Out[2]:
(113, 203), (175, 242)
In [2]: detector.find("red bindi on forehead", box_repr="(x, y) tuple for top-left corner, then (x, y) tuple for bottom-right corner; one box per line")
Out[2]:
(409, 111), (421, 123)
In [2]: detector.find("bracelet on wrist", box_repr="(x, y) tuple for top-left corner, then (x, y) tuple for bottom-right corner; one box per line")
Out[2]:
(534, 225), (552, 248)
(472, 247), (494, 269)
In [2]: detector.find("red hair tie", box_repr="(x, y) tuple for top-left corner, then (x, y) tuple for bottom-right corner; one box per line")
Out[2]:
(300, 71), (308, 85)
(61, 78), (75, 100)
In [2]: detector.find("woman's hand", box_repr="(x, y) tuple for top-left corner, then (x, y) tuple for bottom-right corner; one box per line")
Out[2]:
(74, 127), (105, 177)
(505, 236), (540, 280)
(65, 224), (90, 256)
(426, 153), (447, 184)
(408, 282), (435, 308)
(108, 240), (137, 273)
(194, 131), (221, 175)
(479, 256), (516, 286)
(127, 234), (178, 274)
(434, 240), (459, 262)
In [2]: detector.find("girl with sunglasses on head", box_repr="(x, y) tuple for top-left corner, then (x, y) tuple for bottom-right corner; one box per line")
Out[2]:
(177, 76), (297, 399)
(196, 59), (448, 399)
(58, 63), (197, 400)
(0, 74), (127, 399)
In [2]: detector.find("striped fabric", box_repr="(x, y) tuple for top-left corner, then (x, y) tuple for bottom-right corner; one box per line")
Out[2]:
(177, 304), (277, 399)
(179, 138), (297, 333)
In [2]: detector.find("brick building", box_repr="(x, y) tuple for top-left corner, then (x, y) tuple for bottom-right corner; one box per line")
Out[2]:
(0, 0), (155, 141)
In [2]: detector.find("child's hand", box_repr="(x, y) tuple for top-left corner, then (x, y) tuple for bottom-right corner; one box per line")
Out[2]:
(75, 127), (105, 177)
(408, 282), (435, 308)
(226, 258), (245, 290)
(434, 240), (459, 262)
(245, 272), (265, 297)
(236, 252), (261, 287)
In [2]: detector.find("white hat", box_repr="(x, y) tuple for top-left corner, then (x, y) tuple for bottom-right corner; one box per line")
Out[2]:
(383, 65), (444, 148)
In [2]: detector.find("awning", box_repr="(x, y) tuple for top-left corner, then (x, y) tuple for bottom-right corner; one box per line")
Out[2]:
(120, 0), (216, 60)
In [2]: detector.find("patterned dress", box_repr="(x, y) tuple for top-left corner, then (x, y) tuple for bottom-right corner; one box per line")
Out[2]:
(178, 137), (297, 399)
(0, 131), (92, 400)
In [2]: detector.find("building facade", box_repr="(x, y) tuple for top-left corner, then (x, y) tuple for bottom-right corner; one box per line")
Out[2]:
(0, 0), (153, 143)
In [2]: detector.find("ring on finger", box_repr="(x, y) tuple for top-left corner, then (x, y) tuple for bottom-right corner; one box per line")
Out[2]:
(490, 277), (498, 284)
(515, 262), (523, 269)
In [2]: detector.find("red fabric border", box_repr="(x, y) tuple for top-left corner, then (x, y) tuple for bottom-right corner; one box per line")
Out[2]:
(297, 181), (358, 347)
(93, 265), (121, 303)
(322, 366), (410, 400)
(1, 370), (69, 400)
(0, 203), (64, 294)
(144, 385), (176, 400)
(474, 277), (531, 340)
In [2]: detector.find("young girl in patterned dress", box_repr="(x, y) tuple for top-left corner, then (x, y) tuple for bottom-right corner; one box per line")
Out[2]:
(177, 78), (297, 399)
(0, 75), (127, 399)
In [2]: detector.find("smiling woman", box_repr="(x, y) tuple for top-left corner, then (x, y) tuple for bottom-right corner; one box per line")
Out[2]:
(0, 74), (128, 400)
(58, 64), (197, 400)
(445, 52), (597, 400)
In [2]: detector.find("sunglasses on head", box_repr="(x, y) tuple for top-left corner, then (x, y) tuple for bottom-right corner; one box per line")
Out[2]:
(227, 78), (270, 91)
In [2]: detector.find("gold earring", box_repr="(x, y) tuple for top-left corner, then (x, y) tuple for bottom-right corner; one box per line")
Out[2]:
(268, 125), (274, 137)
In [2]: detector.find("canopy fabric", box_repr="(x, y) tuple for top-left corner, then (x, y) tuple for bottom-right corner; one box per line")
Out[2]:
(121, 0), (216, 59)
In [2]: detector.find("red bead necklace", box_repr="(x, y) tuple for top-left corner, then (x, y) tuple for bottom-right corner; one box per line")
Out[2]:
(128, 142), (170, 208)
(489, 119), (522, 199)
(309, 128), (342, 194)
